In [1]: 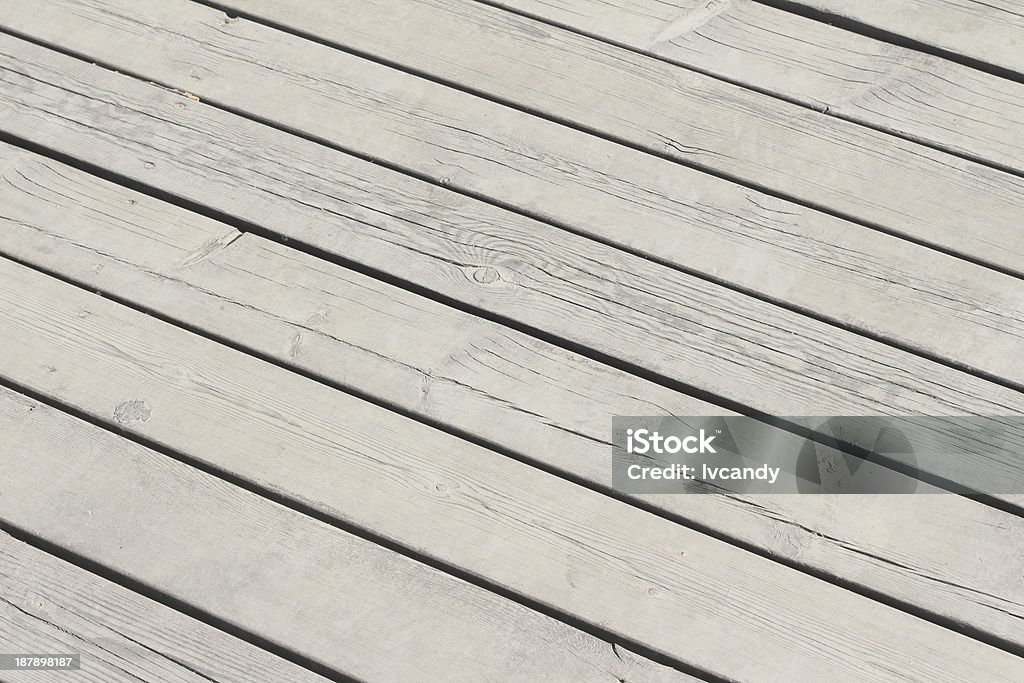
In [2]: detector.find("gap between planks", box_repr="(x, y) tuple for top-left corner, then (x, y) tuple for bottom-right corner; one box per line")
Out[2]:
(2, 1), (1023, 395)
(0, 387), (696, 683)
(2, 45), (1024, 502)
(20, 0), (1024, 282)
(761, 0), (1024, 80)
(0, 528), (336, 683)
(2, 258), (1024, 681)
(2, 145), (1023, 653)
(474, 0), (1024, 175)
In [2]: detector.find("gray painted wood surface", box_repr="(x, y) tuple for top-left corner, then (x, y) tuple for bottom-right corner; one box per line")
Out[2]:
(2, 37), (1023, 497)
(482, 0), (1024, 174)
(2, 146), (1023, 648)
(791, 0), (1024, 75)
(0, 531), (333, 683)
(3, 259), (1022, 681)
(0, 386), (693, 683)
(3, 2), (1024, 390)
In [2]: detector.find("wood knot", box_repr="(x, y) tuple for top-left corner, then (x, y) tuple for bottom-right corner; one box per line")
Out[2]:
(472, 266), (501, 285)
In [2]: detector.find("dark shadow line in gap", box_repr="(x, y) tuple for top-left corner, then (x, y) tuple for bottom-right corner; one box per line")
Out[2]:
(754, 0), (1024, 85)
(2, 128), (1023, 515)
(2, 143), (1024, 659)
(3, 23), (1024, 407)
(0, 516), (356, 682)
(0, 374), (722, 682)
(2, 23), (1024, 397)
(463, 0), (1024, 177)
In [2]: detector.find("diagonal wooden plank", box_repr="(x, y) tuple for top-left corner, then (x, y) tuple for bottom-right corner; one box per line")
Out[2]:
(2, 36), (1024, 497)
(781, 0), (1024, 76)
(3, 145), (1023, 648)
(0, 387), (694, 683)
(478, 0), (1024, 174)
(0, 531), (334, 683)
(204, 0), (1024, 254)
(3, 260), (1024, 681)
(2, 2), (1024, 390)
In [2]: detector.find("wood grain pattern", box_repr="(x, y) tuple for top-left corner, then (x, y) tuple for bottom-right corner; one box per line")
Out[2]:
(0, 387), (692, 683)
(206, 0), (1024, 248)
(482, 0), (1024, 174)
(2, 39), (1024, 496)
(3, 3), (1024, 389)
(0, 531), (333, 683)
(3, 146), (1024, 648)
(790, 0), (1024, 75)
(2, 261), (1022, 681)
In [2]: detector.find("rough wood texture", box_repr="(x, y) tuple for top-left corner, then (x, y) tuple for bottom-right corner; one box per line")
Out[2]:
(2, 38), (1024, 496)
(205, 0), (1024, 252)
(482, 0), (1024, 174)
(3, 261), (1023, 681)
(0, 387), (692, 683)
(0, 531), (333, 683)
(4, 4), (1024, 390)
(791, 0), (1024, 75)
(2, 38), (1024, 497)
(3, 146), (1023, 647)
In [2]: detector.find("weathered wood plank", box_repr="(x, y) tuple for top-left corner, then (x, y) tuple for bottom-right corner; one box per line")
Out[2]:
(2, 261), (1022, 681)
(788, 0), (1024, 75)
(3, 146), (1024, 647)
(481, 0), (1024, 174)
(3, 3), (1024, 389)
(0, 387), (693, 683)
(0, 531), (333, 683)
(2, 37), (1024, 496)
(207, 0), (1024, 239)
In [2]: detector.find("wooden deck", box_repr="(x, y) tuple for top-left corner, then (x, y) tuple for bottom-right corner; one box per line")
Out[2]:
(0, 1), (1022, 680)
